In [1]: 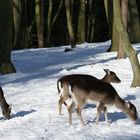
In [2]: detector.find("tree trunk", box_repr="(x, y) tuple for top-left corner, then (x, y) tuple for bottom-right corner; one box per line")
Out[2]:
(121, 0), (128, 29)
(13, 0), (26, 49)
(107, 0), (126, 59)
(111, 22), (119, 52)
(47, 0), (63, 45)
(104, 0), (117, 52)
(129, 0), (140, 43)
(47, 0), (52, 44)
(65, 0), (75, 48)
(116, 0), (128, 59)
(86, 0), (94, 42)
(0, 0), (16, 74)
(77, 0), (85, 44)
(103, 0), (109, 21)
(13, 0), (21, 47)
(35, 0), (44, 48)
(113, 0), (140, 87)
(136, 0), (140, 19)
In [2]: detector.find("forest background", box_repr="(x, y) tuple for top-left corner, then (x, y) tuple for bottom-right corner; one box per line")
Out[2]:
(1, 0), (140, 87)
(12, 0), (110, 49)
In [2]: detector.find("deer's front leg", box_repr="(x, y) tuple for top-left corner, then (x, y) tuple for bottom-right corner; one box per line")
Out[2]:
(68, 102), (75, 126)
(96, 103), (105, 125)
(103, 106), (110, 126)
(76, 105), (85, 126)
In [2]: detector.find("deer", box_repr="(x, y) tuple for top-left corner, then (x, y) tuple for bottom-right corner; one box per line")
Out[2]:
(67, 77), (137, 126)
(0, 87), (11, 119)
(57, 69), (121, 115)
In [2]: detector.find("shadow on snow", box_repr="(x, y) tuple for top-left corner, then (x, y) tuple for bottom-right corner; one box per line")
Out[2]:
(11, 109), (37, 119)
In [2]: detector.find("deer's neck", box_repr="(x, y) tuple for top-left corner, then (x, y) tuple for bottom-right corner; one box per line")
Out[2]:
(101, 76), (110, 83)
(114, 95), (127, 113)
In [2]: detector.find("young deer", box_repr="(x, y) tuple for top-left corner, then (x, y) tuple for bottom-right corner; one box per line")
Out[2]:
(68, 78), (137, 126)
(0, 87), (11, 119)
(57, 69), (121, 115)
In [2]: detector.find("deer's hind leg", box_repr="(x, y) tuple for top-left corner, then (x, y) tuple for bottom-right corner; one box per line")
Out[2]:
(68, 102), (75, 126)
(58, 96), (64, 115)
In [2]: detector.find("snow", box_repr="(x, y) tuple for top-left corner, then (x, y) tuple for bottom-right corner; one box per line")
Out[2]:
(0, 40), (140, 140)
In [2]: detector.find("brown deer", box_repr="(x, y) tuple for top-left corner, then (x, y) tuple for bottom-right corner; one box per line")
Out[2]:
(68, 77), (137, 126)
(57, 69), (121, 115)
(0, 87), (11, 119)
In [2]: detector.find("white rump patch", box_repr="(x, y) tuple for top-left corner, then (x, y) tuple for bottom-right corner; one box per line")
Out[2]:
(68, 85), (78, 108)
(58, 81), (64, 96)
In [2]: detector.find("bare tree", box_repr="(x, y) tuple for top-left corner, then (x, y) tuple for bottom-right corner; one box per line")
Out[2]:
(113, 0), (140, 87)
(104, 0), (117, 52)
(13, 0), (21, 47)
(129, 0), (140, 43)
(65, 0), (75, 48)
(77, 0), (85, 44)
(116, 0), (128, 59)
(47, 0), (63, 44)
(86, 0), (95, 42)
(35, 0), (44, 48)
(0, 0), (16, 74)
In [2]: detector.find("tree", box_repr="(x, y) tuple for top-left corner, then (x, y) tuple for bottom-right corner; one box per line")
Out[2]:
(129, 0), (140, 43)
(77, 0), (85, 44)
(86, 0), (94, 42)
(116, 0), (128, 59)
(13, 0), (21, 48)
(113, 0), (140, 87)
(35, 0), (44, 48)
(65, 0), (75, 48)
(0, 0), (16, 74)
(104, 0), (117, 52)
(47, 0), (63, 45)
(14, 0), (27, 49)
(92, 0), (109, 42)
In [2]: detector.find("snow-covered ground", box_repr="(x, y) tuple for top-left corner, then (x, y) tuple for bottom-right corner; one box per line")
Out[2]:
(0, 41), (140, 140)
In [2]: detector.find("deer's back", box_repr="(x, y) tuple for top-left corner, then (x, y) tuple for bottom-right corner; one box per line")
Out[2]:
(58, 74), (97, 83)
(57, 74), (98, 92)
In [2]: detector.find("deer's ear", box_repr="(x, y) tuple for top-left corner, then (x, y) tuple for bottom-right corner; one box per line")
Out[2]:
(125, 102), (130, 109)
(103, 69), (110, 74)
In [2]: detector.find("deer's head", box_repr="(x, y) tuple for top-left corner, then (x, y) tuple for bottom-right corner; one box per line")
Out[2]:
(125, 101), (137, 123)
(103, 69), (121, 83)
(3, 105), (11, 120)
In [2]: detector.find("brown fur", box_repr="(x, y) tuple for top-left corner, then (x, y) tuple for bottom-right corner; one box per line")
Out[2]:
(57, 69), (121, 115)
(68, 78), (137, 126)
(0, 87), (11, 119)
